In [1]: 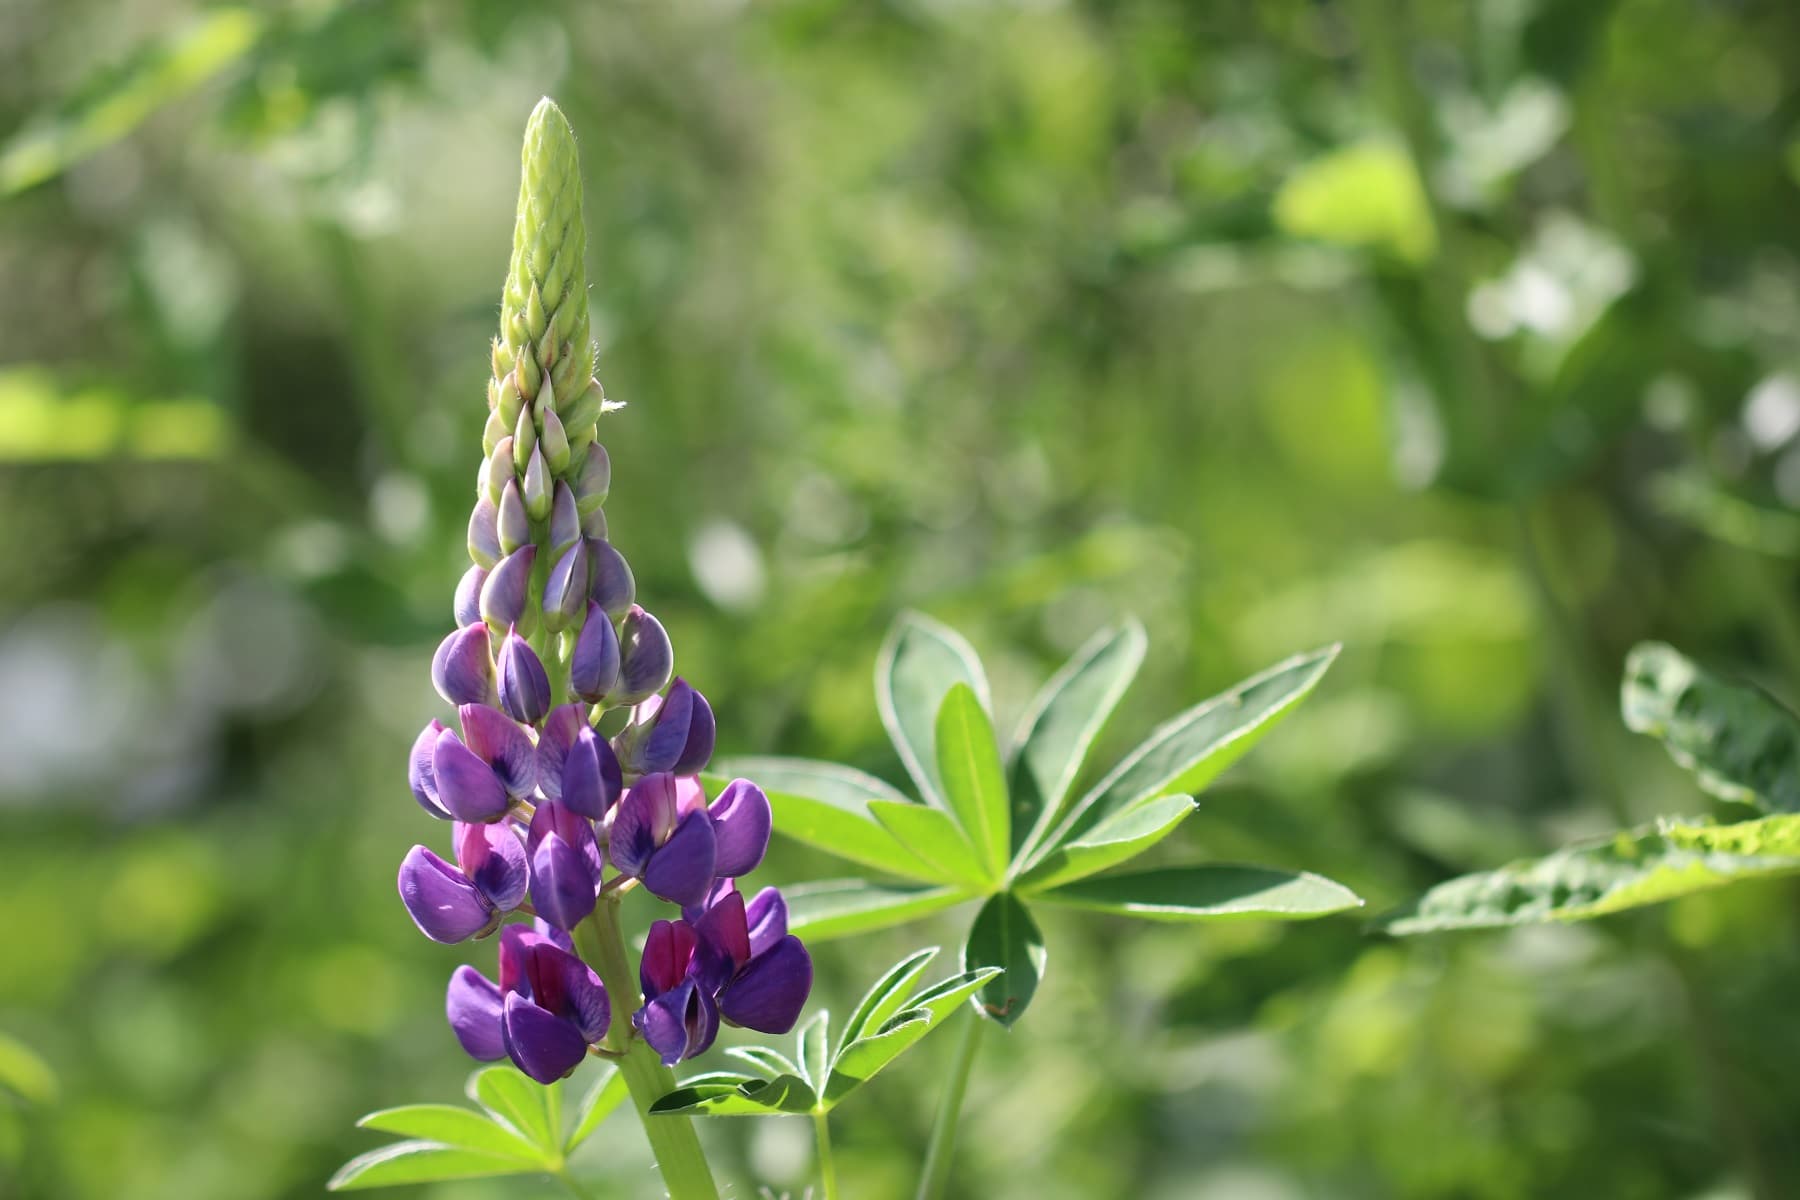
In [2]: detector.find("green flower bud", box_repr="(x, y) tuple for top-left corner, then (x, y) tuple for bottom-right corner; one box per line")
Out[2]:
(496, 374), (523, 431)
(481, 408), (507, 456)
(523, 446), (553, 521)
(561, 378), (603, 427)
(485, 437), (514, 505)
(512, 405), (536, 473)
(497, 479), (530, 555)
(573, 443), (610, 514)
(540, 406), (571, 475)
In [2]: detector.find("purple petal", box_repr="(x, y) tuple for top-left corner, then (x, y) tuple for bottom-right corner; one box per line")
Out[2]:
(615, 606), (673, 706)
(526, 943), (610, 1044)
(459, 704), (536, 797)
(609, 773), (679, 879)
(543, 540), (589, 631)
(708, 779), (771, 878)
(500, 922), (560, 997)
(640, 919), (698, 999)
(399, 846), (496, 943)
(718, 935), (812, 1035)
(432, 730), (510, 822)
(467, 498), (501, 569)
(480, 546), (538, 631)
(631, 979), (718, 1066)
(501, 992), (589, 1084)
(456, 821), (529, 913)
(692, 887), (751, 993)
(497, 630), (551, 724)
(642, 809), (718, 909)
(529, 832), (598, 931)
(672, 687), (715, 776)
(616, 682), (693, 776)
(744, 887), (788, 958)
(569, 602), (620, 704)
(682, 877), (737, 925)
(549, 481), (581, 558)
(587, 538), (636, 620)
(409, 719), (450, 819)
(454, 565), (488, 629)
(560, 726), (622, 821)
(536, 704), (586, 799)
(432, 625), (494, 707)
(446, 966), (507, 1061)
(497, 479), (531, 553)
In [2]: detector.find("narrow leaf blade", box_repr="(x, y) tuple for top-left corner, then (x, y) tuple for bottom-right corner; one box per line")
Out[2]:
(709, 758), (943, 882)
(1042, 645), (1339, 856)
(1016, 795), (1198, 893)
(839, 948), (940, 1049)
(651, 1074), (818, 1117)
(869, 799), (991, 887)
(963, 892), (1046, 1027)
(1010, 620), (1148, 861)
(935, 685), (1010, 879)
(564, 1066), (627, 1152)
(467, 1065), (556, 1150)
(328, 1141), (540, 1190)
(783, 879), (971, 941)
(356, 1105), (541, 1161)
(1038, 864), (1363, 921)
(820, 970), (1000, 1110)
(798, 1010), (831, 1091)
(725, 1046), (804, 1081)
(877, 612), (991, 809)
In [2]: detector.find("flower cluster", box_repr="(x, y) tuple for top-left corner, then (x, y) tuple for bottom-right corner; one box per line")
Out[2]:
(394, 99), (810, 1086)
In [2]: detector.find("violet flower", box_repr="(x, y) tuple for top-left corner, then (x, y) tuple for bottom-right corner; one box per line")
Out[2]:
(398, 821), (528, 943)
(446, 922), (610, 1084)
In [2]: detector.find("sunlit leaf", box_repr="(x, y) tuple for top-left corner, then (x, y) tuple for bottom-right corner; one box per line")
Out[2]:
(934, 685), (1010, 879)
(1273, 140), (1436, 264)
(877, 612), (990, 810)
(356, 1105), (541, 1161)
(869, 799), (991, 887)
(0, 1034), (56, 1106)
(1623, 642), (1800, 812)
(467, 1065), (556, 1151)
(327, 1141), (541, 1191)
(708, 759), (941, 882)
(782, 879), (971, 941)
(564, 1066), (627, 1152)
(1009, 620), (1147, 862)
(725, 1046), (804, 1081)
(1015, 794), (1198, 893)
(1386, 813), (1800, 933)
(798, 1009), (831, 1091)
(1038, 865), (1363, 921)
(963, 892), (1046, 1027)
(840, 948), (940, 1047)
(650, 1074), (818, 1117)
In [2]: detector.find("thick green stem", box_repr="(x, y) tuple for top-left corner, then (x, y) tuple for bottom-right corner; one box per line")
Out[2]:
(813, 1110), (841, 1200)
(913, 1011), (985, 1200)
(575, 898), (720, 1200)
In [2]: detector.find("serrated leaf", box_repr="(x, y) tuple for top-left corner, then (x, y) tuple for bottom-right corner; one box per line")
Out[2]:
(963, 892), (1046, 1027)
(798, 1010), (831, 1091)
(783, 879), (971, 941)
(1010, 620), (1148, 861)
(467, 1065), (555, 1150)
(821, 968), (1001, 1110)
(327, 1141), (541, 1190)
(1623, 642), (1800, 812)
(1038, 864), (1362, 921)
(564, 1066), (627, 1152)
(1386, 813), (1800, 933)
(356, 1105), (542, 1162)
(935, 685), (1010, 879)
(840, 948), (940, 1048)
(1039, 645), (1339, 858)
(651, 1074), (818, 1116)
(1015, 794), (1197, 893)
(869, 799), (991, 887)
(878, 612), (991, 809)
(725, 1046), (804, 1081)
(709, 758), (942, 882)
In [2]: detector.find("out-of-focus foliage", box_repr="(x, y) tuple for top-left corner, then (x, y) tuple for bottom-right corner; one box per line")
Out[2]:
(5, 0), (1800, 1198)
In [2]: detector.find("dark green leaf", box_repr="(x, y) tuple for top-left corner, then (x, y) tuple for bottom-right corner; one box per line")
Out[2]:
(963, 892), (1046, 1027)
(877, 611), (990, 809)
(709, 758), (942, 882)
(651, 1074), (818, 1117)
(356, 1105), (541, 1161)
(1010, 620), (1147, 861)
(1039, 864), (1363, 921)
(1040, 645), (1339, 856)
(564, 1066), (627, 1152)
(782, 879), (972, 941)
(327, 1141), (541, 1190)
(1623, 642), (1800, 812)
(1014, 795), (1197, 892)
(1386, 813), (1800, 933)
(869, 799), (991, 887)
(935, 685), (1010, 879)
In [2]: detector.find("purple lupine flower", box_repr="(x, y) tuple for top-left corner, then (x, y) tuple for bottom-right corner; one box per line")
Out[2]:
(569, 601), (620, 704)
(632, 918), (719, 1065)
(431, 727), (513, 822)
(543, 539), (589, 632)
(614, 605), (673, 705)
(459, 704), (536, 798)
(496, 628), (551, 724)
(446, 922), (610, 1083)
(398, 821), (529, 943)
(480, 546), (536, 630)
(453, 565), (487, 628)
(587, 538), (634, 620)
(609, 772), (716, 907)
(409, 719), (450, 819)
(558, 724), (622, 820)
(705, 777), (772, 877)
(691, 884), (812, 1035)
(526, 799), (603, 930)
(613, 678), (716, 777)
(431, 624), (494, 707)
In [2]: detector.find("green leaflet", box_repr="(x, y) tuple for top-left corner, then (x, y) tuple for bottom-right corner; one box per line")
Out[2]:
(798, 1010), (832, 1092)
(963, 892), (1046, 1027)
(869, 799), (992, 887)
(820, 968), (999, 1109)
(356, 1105), (541, 1162)
(563, 1066), (627, 1153)
(935, 685), (1011, 878)
(1038, 864), (1363, 922)
(782, 879), (972, 941)
(467, 1065), (558, 1150)
(328, 1142), (544, 1191)
(840, 948), (941, 1047)
(1385, 813), (1800, 934)
(649, 1074), (819, 1117)
(1038, 645), (1340, 859)
(1009, 620), (1148, 862)
(1622, 642), (1800, 813)
(706, 759), (942, 883)
(877, 612), (991, 810)
(1015, 794), (1198, 893)
(725, 1046), (805, 1080)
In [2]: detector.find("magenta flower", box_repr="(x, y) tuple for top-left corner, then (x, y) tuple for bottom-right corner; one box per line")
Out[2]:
(398, 821), (528, 943)
(446, 922), (610, 1084)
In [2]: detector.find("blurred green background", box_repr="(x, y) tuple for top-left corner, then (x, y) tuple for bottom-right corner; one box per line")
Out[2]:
(5, 1), (1800, 1197)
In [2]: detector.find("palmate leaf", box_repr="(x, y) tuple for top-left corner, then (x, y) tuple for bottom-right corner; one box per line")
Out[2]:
(935, 684), (1011, 879)
(819, 967), (1000, 1110)
(877, 612), (991, 810)
(1037, 865), (1362, 921)
(1623, 642), (1800, 812)
(328, 1141), (546, 1191)
(1014, 794), (1198, 893)
(869, 799), (991, 887)
(355, 1105), (542, 1161)
(1032, 645), (1340, 864)
(1385, 813), (1800, 934)
(709, 758), (944, 883)
(963, 892), (1046, 1027)
(782, 879), (972, 940)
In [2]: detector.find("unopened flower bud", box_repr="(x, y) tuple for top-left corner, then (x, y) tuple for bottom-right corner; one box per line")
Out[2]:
(468, 498), (502, 570)
(563, 382), (605, 438)
(614, 678), (714, 776)
(480, 545), (537, 631)
(616, 605), (674, 706)
(497, 628), (552, 724)
(539, 406), (570, 475)
(432, 625), (495, 707)
(496, 373), (523, 431)
(454, 565), (487, 628)
(523, 446), (553, 521)
(485, 437), (514, 506)
(588, 538), (635, 620)
(513, 405), (537, 472)
(481, 408), (507, 455)
(570, 601), (620, 704)
(515, 346), (542, 401)
(497, 480), (530, 555)
(582, 507), (608, 540)
(560, 724), (622, 820)
(549, 481), (581, 560)
(542, 539), (589, 634)
(573, 443), (610, 514)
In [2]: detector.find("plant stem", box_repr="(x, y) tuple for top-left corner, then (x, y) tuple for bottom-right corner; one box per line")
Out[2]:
(552, 1165), (595, 1200)
(913, 1010), (984, 1200)
(575, 897), (720, 1200)
(813, 1109), (841, 1200)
